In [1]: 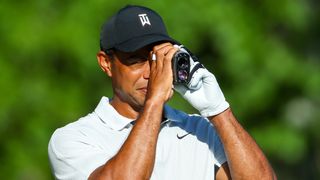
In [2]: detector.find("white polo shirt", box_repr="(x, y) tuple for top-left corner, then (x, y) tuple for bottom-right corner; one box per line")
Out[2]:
(48, 96), (226, 180)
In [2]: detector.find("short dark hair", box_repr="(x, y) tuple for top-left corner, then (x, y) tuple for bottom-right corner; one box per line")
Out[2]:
(104, 49), (116, 60)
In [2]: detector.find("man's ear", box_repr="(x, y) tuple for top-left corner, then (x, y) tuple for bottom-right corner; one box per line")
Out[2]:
(97, 51), (112, 77)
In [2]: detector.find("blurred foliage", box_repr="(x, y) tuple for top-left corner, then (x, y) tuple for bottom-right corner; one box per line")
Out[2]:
(0, 0), (319, 179)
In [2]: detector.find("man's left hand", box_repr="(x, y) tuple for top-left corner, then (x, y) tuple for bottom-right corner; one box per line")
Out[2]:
(174, 67), (229, 117)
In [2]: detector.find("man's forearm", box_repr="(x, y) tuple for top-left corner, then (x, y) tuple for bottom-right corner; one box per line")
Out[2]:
(89, 99), (164, 179)
(209, 108), (276, 179)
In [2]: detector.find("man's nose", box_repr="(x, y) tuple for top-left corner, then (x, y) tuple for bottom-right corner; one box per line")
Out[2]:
(143, 61), (150, 79)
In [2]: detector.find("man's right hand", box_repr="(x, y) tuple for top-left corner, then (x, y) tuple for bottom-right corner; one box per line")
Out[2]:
(146, 43), (178, 104)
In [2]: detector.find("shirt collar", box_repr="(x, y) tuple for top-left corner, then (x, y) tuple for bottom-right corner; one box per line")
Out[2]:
(94, 96), (135, 131)
(94, 97), (187, 131)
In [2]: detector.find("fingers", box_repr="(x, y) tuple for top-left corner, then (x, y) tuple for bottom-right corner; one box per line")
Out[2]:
(149, 43), (170, 73)
(153, 43), (171, 70)
(163, 47), (178, 73)
(152, 42), (172, 52)
(146, 42), (179, 102)
(168, 89), (174, 100)
(149, 51), (157, 71)
(188, 67), (205, 90)
(150, 42), (178, 73)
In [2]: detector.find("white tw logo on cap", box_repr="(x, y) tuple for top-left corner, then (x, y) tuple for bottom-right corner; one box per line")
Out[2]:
(138, 14), (151, 26)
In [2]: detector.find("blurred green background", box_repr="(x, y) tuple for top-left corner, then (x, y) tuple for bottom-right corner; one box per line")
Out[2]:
(0, 0), (319, 179)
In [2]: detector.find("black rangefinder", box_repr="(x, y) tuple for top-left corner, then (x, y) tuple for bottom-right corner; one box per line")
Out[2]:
(172, 51), (191, 84)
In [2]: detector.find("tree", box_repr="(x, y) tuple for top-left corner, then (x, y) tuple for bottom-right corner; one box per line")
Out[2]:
(0, 0), (319, 179)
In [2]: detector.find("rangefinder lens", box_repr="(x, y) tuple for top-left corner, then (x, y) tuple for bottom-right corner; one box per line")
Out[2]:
(178, 70), (188, 81)
(177, 57), (189, 69)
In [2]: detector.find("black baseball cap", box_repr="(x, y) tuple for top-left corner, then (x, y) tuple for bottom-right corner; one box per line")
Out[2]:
(100, 5), (178, 52)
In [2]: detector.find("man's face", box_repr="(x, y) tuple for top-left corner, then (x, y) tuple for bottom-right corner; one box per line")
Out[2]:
(108, 45), (153, 111)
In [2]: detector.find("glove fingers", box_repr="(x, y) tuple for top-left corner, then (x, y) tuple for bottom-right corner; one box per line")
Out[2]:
(187, 68), (208, 90)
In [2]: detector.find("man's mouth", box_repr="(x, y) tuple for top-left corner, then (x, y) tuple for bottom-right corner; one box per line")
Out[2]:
(137, 87), (148, 94)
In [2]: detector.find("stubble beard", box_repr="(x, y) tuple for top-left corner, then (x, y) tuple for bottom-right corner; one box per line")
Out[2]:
(126, 91), (147, 113)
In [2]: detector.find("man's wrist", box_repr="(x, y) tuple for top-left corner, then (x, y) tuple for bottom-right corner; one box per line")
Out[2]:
(200, 101), (230, 117)
(208, 107), (232, 126)
(143, 98), (165, 116)
(145, 96), (166, 107)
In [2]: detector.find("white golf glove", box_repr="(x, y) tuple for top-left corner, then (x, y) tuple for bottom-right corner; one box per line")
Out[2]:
(174, 67), (230, 117)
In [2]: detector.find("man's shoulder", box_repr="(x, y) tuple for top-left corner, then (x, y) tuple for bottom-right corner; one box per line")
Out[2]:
(50, 113), (101, 143)
(51, 96), (111, 137)
(59, 112), (99, 130)
(48, 112), (104, 155)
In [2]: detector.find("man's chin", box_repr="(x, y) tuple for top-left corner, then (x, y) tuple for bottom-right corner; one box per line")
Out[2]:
(131, 96), (146, 111)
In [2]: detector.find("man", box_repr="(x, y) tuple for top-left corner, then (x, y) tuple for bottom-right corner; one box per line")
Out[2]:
(48, 5), (276, 180)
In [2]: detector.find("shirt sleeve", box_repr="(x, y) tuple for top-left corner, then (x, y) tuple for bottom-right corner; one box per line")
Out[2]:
(188, 115), (227, 168)
(48, 128), (113, 180)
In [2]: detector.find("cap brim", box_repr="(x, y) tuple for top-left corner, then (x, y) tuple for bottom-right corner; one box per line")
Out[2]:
(114, 34), (179, 52)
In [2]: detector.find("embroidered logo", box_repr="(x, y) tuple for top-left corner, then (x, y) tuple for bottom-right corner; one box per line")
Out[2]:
(138, 14), (151, 26)
(177, 132), (191, 139)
